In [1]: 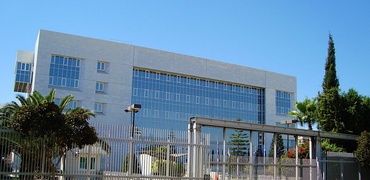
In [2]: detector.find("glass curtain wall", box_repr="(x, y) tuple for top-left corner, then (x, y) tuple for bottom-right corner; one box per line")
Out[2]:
(131, 68), (265, 131)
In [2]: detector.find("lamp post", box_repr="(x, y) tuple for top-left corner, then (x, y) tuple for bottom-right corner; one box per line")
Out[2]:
(124, 104), (141, 175)
(280, 119), (298, 151)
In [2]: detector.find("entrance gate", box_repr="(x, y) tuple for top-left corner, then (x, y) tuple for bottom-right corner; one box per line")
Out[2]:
(188, 117), (359, 180)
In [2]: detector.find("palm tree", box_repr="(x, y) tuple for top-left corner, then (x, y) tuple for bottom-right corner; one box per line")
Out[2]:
(288, 98), (317, 130)
(0, 89), (107, 178)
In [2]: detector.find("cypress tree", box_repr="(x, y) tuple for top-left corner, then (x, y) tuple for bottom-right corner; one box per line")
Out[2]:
(318, 34), (342, 132)
(322, 34), (340, 92)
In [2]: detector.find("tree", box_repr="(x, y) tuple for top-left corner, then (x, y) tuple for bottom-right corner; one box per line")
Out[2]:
(340, 89), (370, 135)
(354, 131), (370, 167)
(0, 89), (99, 178)
(317, 34), (342, 133)
(229, 118), (249, 156)
(288, 98), (317, 130)
(268, 134), (285, 158)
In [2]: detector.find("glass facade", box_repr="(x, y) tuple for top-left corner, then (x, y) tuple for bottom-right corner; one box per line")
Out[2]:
(49, 55), (80, 88)
(15, 62), (31, 83)
(131, 68), (265, 131)
(276, 90), (293, 115)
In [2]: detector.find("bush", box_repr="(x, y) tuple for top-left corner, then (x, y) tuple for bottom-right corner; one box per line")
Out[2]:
(355, 131), (370, 167)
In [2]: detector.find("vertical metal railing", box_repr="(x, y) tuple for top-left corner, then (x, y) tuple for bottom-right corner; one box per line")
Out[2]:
(0, 123), (211, 179)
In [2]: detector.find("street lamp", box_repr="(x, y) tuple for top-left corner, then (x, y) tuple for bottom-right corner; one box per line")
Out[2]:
(280, 119), (298, 151)
(124, 104), (141, 175)
(125, 104), (141, 138)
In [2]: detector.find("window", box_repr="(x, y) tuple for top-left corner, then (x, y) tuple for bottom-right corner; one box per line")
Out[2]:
(134, 69), (139, 77)
(224, 83), (228, 90)
(196, 79), (200, 86)
(276, 91), (292, 115)
(196, 96), (200, 104)
(205, 80), (209, 87)
(240, 86), (244, 92)
(232, 85), (236, 91)
(80, 157), (87, 169)
(15, 62), (31, 83)
(223, 100), (227, 107)
(205, 97), (209, 105)
(187, 77), (190, 84)
(240, 102), (244, 109)
(186, 95), (190, 103)
(176, 93), (180, 101)
(145, 70), (149, 78)
(155, 91), (160, 99)
(97, 61), (106, 71)
(215, 82), (219, 89)
(94, 102), (104, 112)
(96, 82), (105, 92)
(165, 111), (170, 119)
(133, 88), (138, 96)
(177, 75), (181, 83)
(166, 73), (171, 81)
(156, 72), (160, 80)
(232, 101), (236, 108)
(144, 109), (149, 117)
(154, 110), (159, 118)
(144, 89), (149, 97)
(79, 157), (96, 170)
(49, 55), (81, 88)
(214, 99), (218, 106)
(166, 92), (170, 100)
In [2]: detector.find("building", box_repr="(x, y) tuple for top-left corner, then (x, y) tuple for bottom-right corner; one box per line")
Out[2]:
(14, 29), (296, 134)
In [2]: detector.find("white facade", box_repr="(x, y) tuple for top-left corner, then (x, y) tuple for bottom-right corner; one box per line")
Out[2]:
(14, 29), (296, 127)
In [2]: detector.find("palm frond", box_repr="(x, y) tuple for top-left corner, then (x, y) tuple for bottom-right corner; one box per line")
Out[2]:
(59, 94), (74, 111)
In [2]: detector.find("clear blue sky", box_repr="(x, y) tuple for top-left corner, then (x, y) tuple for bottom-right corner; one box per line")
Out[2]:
(1, 1), (370, 105)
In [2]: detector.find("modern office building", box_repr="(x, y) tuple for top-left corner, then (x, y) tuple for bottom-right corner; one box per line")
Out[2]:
(13, 30), (296, 133)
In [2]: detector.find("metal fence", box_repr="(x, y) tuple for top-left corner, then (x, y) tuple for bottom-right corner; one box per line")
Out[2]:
(0, 123), (210, 179)
(1, 123), (368, 180)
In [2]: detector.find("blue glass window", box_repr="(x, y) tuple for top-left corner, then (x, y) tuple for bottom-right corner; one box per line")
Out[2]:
(96, 82), (105, 92)
(276, 90), (292, 115)
(15, 62), (31, 83)
(131, 69), (266, 131)
(94, 102), (103, 112)
(97, 61), (106, 71)
(49, 55), (80, 88)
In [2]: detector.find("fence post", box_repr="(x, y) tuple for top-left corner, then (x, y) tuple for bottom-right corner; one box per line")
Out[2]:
(309, 136), (313, 180)
(295, 135), (299, 180)
(273, 133), (277, 180)
(188, 120), (193, 178)
(222, 127), (226, 180)
(316, 136), (322, 180)
(87, 145), (91, 180)
(166, 139), (170, 177)
(340, 159), (344, 180)
(249, 131), (253, 180)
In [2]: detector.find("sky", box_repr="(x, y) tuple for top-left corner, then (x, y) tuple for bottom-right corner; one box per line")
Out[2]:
(1, 1), (370, 106)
